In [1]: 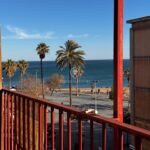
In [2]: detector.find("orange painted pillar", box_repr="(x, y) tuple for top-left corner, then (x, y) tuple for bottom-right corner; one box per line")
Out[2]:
(0, 28), (2, 89)
(0, 27), (4, 150)
(113, 0), (123, 122)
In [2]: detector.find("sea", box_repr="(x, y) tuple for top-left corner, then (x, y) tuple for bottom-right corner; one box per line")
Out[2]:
(2, 59), (129, 88)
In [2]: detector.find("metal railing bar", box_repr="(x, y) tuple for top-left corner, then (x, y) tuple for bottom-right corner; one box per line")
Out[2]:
(67, 112), (72, 150)
(39, 103), (43, 150)
(44, 105), (47, 150)
(7, 93), (10, 150)
(11, 93), (14, 150)
(4, 92), (7, 150)
(59, 109), (64, 150)
(18, 96), (21, 148)
(0, 91), (4, 150)
(135, 135), (142, 150)
(78, 116), (82, 150)
(32, 101), (35, 150)
(14, 95), (17, 150)
(102, 123), (106, 150)
(117, 129), (123, 150)
(27, 99), (30, 150)
(90, 120), (93, 150)
(51, 107), (55, 150)
(23, 97), (26, 149)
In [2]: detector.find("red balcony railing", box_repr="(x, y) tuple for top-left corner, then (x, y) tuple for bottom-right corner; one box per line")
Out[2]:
(1, 88), (150, 150)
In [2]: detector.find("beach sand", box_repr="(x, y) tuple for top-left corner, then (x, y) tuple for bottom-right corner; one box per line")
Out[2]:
(57, 87), (129, 96)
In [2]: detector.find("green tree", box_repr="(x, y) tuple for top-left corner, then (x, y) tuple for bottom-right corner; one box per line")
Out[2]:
(18, 60), (29, 89)
(4, 59), (17, 88)
(56, 40), (85, 106)
(36, 43), (49, 99)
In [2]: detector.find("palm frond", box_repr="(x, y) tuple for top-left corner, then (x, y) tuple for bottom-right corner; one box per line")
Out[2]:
(36, 43), (49, 56)
(56, 40), (85, 71)
(4, 59), (17, 78)
(18, 60), (29, 75)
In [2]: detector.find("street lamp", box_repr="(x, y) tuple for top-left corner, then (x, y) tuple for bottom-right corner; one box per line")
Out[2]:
(91, 80), (98, 114)
(35, 70), (38, 93)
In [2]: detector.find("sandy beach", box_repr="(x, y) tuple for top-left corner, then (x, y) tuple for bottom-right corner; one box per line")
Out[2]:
(56, 87), (129, 96)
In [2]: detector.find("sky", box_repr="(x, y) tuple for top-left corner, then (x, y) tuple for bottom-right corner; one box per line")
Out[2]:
(0, 0), (150, 61)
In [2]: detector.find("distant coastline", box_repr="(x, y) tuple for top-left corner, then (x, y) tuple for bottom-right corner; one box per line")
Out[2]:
(2, 60), (129, 88)
(2, 58), (130, 63)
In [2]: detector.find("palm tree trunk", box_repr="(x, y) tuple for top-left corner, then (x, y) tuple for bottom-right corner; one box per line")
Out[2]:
(20, 73), (23, 90)
(9, 77), (11, 89)
(40, 58), (44, 99)
(76, 78), (79, 96)
(51, 89), (54, 96)
(128, 81), (130, 112)
(69, 64), (72, 106)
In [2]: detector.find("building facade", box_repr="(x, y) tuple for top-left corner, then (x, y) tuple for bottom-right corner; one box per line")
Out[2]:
(128, 16), (150, 150)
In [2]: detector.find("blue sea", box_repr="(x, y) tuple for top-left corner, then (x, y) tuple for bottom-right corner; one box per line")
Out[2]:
(2, 60), (129, 88)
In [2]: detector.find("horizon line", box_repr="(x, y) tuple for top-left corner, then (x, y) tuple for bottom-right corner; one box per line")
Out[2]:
(2, 58), (129, 62)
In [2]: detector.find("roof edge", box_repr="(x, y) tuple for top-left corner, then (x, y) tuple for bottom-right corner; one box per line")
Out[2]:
(127, 16), (150, 24)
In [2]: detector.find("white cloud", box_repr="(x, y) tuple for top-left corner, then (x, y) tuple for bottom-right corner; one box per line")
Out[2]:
(67, 33), (89, 38)
(5, 25), (54, 40)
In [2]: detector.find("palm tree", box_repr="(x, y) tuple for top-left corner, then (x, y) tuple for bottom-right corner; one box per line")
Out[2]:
(4, 59), (17, 88)
(36, 43), (49, 99)
(56, 40), (85, 106)
(72, 66), (84, 96)
(17, 60), (29, 89)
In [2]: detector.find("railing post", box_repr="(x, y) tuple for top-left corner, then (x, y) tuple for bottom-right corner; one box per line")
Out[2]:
(78, 116), (82, 150)
(23, 98), (26, 149)
(114, 127), (123, 150)
(51, 107), (55, 150)
(4, 92), (7, 150)
(90, 120), (93, 150)
(39, 103), (43, 150)
(67, 112), (72, 150)
(7, 93), (10, 150)
(18, 96), (21, 148)
(14, 95), (18, 150)
(0, 90), (4, 150)
(135, 135), (142, 150)
(102, 123), (106, 150)
(11, 94), (14, 150)
(44, 105), (47, 150)
(32, 101), (35, 150)
(59, 109), (64, 150)
(113, 0), (124, 122)
(27, 99), (30, 149)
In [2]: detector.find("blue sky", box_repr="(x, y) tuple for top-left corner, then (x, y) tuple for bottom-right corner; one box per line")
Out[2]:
(0, 0), (150, 61)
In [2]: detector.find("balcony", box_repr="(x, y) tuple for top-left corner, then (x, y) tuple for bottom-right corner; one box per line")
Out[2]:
(0, 88), (150, 150)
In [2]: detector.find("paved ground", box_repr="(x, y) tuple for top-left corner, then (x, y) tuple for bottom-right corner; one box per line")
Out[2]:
(45, 91), (129, 118)
(45, 92), (130, 150)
